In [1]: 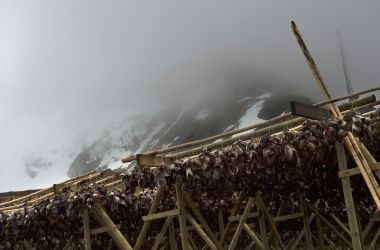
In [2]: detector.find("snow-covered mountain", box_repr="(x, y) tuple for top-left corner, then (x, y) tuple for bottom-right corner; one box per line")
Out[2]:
(65, 84), (313, 177)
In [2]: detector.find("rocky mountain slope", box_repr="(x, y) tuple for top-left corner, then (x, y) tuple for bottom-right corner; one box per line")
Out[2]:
(66, 82), (312, 177)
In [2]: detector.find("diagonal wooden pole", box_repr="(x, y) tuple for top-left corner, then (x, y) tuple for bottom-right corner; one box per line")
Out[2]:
(183, 190), (221, 248)
(134, 186), (165, 250)
(152, 216), (174, 250)
(291, 20), (380, 210)
(92, 203), (133, 250)
(219, 192), (245, 247)
(228, 197), (255, 250)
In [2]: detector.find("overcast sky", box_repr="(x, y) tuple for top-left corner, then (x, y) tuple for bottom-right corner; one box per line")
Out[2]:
(0, 1), (379, 191)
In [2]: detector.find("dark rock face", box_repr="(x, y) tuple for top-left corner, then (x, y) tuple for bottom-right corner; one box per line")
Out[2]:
(66, 150), (102, 177)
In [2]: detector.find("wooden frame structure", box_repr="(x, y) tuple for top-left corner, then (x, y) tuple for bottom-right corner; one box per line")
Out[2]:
(2, 22), (380, 249)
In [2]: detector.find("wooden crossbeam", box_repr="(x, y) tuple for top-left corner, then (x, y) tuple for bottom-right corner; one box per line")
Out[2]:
(290, 101), (331, 120)
(136, 154), (173, 167)
(142, 209), (180, 222)
(90, 224), (120, 235)
(339, 163), (380, 178)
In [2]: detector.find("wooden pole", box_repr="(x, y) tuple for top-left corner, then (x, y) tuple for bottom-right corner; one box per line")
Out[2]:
(228, 197), (255, 250)
(83, 208), (92, 250)
(175, 184), (189, 250)
(291, 20), (380, 210)
(92, 204), (133, 250)
(134, 186), (165, 250)
(152, 216), (174, 250)
(186, 213), (218, 250)
(289, 214), (315, 250)
(256, 193), (286, 249)
(243, 224), (264, 250)
(300, 194), (313, 250)
(121, 86), (380, 163)
(256, 193), (269, 250)
(169, 221), (178, 250)
(168, 95), (374, 160)
(305, 202), (352, 248)
(183, 190), (221, 248)
(316, 216), (325, 250)
(336, 141), (363, 250)
(369, 227), (380, 250)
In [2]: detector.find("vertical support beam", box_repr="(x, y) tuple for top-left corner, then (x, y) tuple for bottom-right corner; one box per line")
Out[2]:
(316, 216), (325, 250)
(83, 208), (91, 250)
(218, 211), (225, 239)
(256, 193), (269, 250)
(228, 197), (255, 250)
(92, 203), (133, 250)
(175, 184), (189, 250)
(300, 194), (313, 250)
(169, 221), (178, 250)
(336, 142), (363, 250)
(134, 186), (165, 250)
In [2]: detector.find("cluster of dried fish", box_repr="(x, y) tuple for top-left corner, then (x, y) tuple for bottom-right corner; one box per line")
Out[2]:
(1, 109), (380, 248)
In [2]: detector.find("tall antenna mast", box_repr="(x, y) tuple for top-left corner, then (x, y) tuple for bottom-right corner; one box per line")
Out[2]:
(337, 30), (356, 100)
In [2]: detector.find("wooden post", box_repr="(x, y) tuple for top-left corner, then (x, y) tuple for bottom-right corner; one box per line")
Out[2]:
(243, 224), (264, 250)
(256, 193), (286, 249)
(289, 214), (315, 250)
(218, 211), (225, 239)
(363, 211), (379, 241)
(92, 204), (133, 250)
(134, 186), (165, 250)
(186, 213), (217, 250)
(306, 202), (352, 248)
(228, 197), (255, 250)
(83, 208), (91, 250)
(300, 194), (313, 250)
(369, 227), (380, 250)
(175, 184), (189, 250)
(169, 221), (178, 250)
(336, 142), (363, 250)
(183, 190), (221, 248)
(316, 216), (325, 250)
(152, 216), (174, 250)
(256, 193), (269, 250)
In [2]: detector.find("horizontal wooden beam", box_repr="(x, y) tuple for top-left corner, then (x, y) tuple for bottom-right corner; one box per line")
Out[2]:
(229, 212), (303, 222)
(90, 224), (121, 235)
(290, 101), (331, 120)
(143, 209), (180, 222)
(137, 154), (173, 167)
(338, 163), (380, 178)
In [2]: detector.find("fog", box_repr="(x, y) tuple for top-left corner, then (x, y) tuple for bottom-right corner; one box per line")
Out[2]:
(0, 0), (379, 191)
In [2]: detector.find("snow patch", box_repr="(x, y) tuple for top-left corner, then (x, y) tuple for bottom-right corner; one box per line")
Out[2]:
(194, 109), (210, 121)
(238, 100), (265, 129)
(257, 93), (272, 99)
(237, 97), (251, 103)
